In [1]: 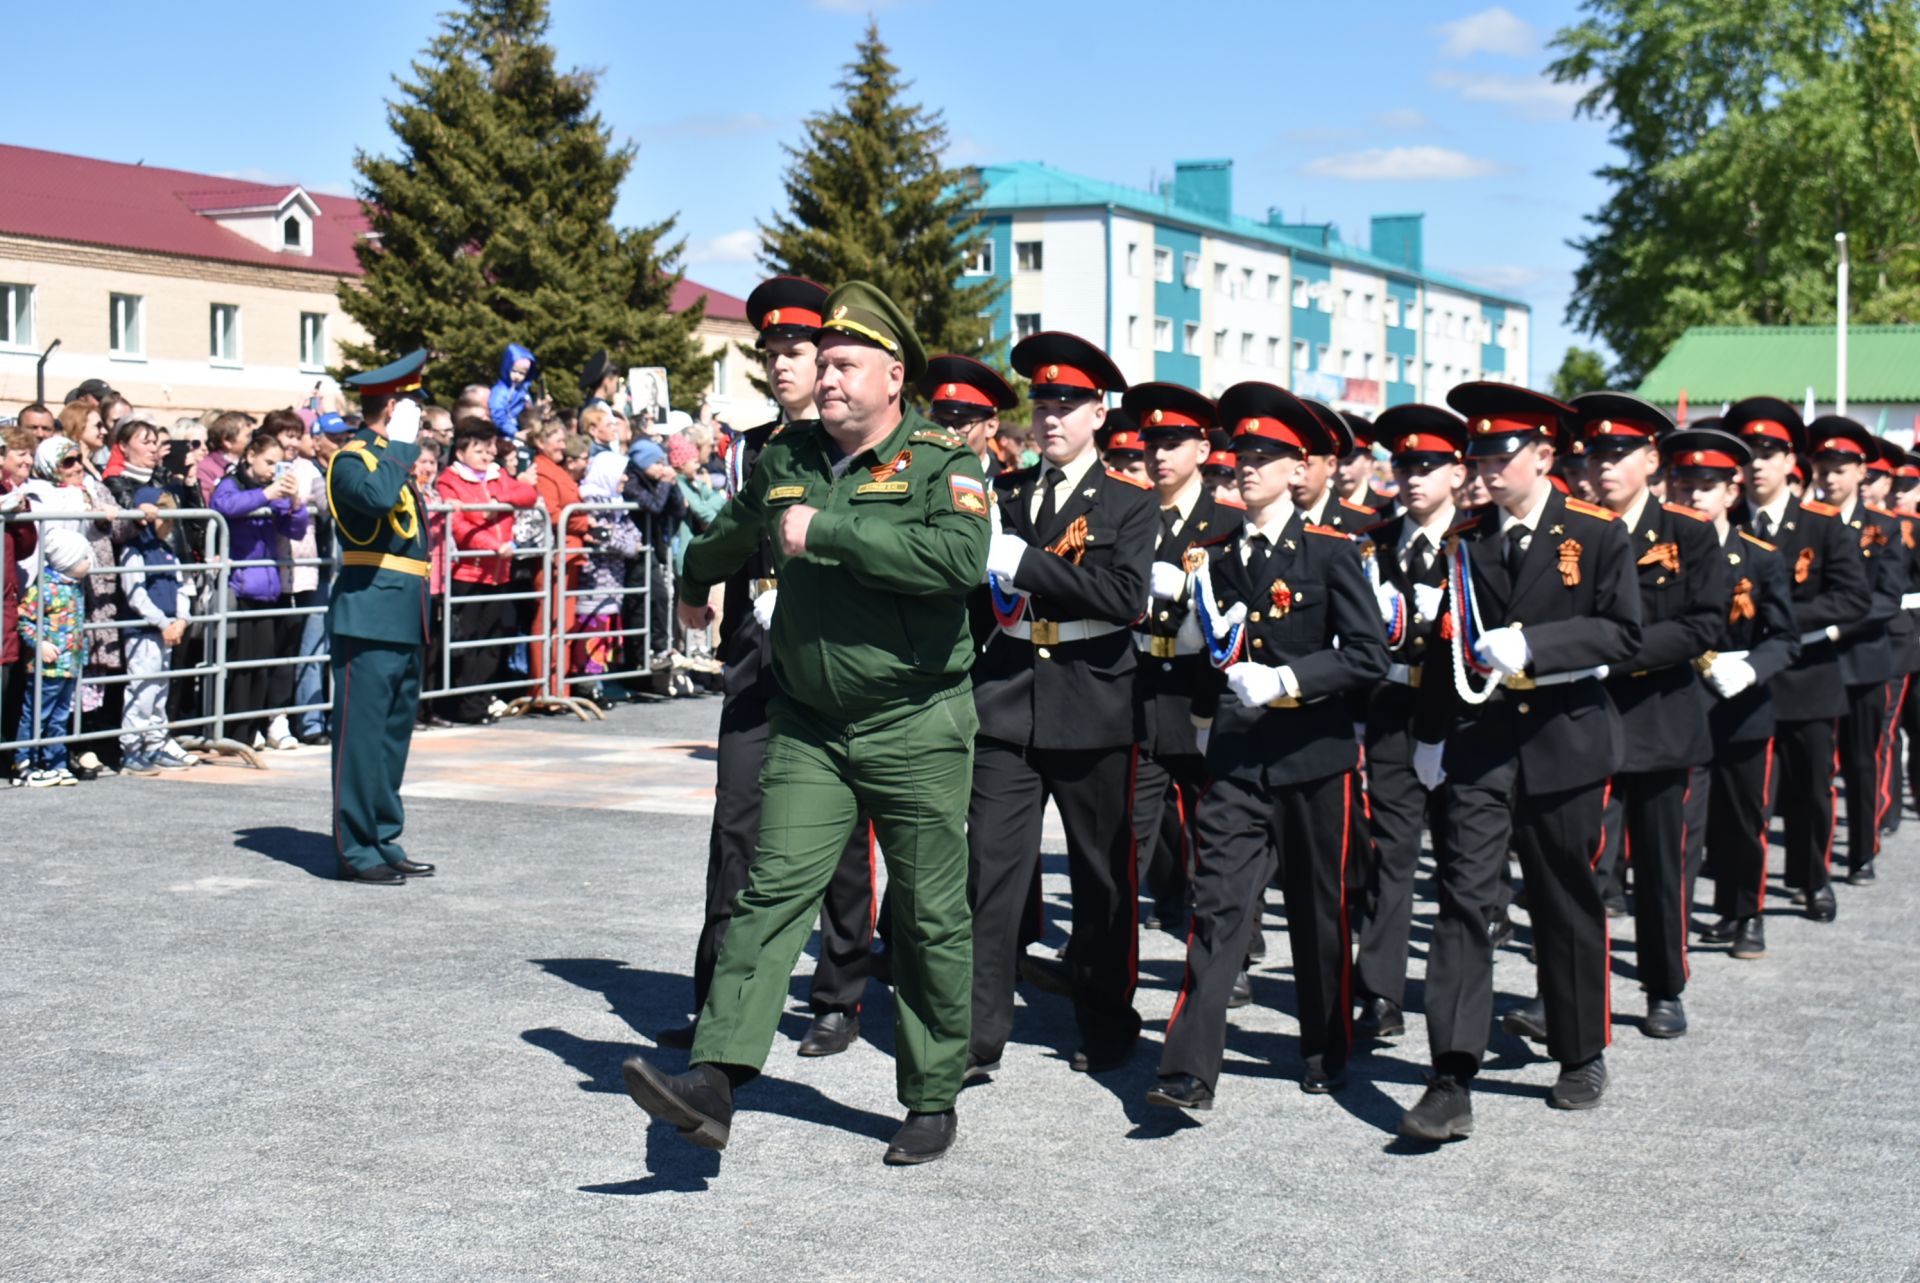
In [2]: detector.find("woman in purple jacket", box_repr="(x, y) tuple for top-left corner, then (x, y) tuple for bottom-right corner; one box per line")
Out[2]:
(211, 430), (310, 749)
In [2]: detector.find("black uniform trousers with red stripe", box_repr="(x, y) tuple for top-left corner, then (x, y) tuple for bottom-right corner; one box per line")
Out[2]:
(1160, 768), (1355, 1088)
(1879, 676), (1909, 835)
(1613, 768), (1691, 1000)
(1131, 749), (1205, 916)
(1776, 716), (1839, 895)
(1839, 682), (1888, 874)
(1709, 738), (1775, 920)
(1354, 682), (1448, 1009)
(968, 739), (1141, 1065)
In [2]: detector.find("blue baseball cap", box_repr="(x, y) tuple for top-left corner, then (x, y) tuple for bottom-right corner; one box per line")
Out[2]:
(314, 412), (355, 436)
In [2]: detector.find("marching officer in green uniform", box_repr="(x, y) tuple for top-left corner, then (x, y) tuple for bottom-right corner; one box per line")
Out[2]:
(621, 282), (989, 1166)
(326, 350), (435, 885)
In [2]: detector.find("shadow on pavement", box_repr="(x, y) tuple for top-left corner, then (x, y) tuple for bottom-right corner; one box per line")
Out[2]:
(532, 957), (690, 1041)
(233, 826), (336, 879)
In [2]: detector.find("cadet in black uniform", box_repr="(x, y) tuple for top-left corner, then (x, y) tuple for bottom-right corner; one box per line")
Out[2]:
(1336, 410), (1397, 513)
(1724, 399), (1869, 923)
(1293, 402), (1379, 533)
(1398, 384), (1643, 1141)
(1351, 405), (1469, 1040)
(1129, 384), (1244, 933)
(1666, 428), (1800, 960)
(1808, 415), (1908, 886)
(1864, 441), (1915, 840)
(671, 276), (876, 1057)
(1552, 393), (1728, 1040)
(966, 332), (1158, 1079)
(1147, 382), (1388, 1111)
(922, 354), (1016, 483)
(1884, 446), (1920, 832)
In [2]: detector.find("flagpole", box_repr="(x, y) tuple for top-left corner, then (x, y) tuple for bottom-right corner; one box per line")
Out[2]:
(1836, 232), (1849, 417)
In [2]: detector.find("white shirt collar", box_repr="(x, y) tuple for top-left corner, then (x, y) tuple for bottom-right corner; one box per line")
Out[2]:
(1498, 483), (1554, 534)
(1755, 490), (1792, 530)
(1840, 494), (1860, 522)
(1244, 497), (1298, 549)
(1048, 448), (1101, 494)
(1400, 502), (1456, 551)
(1300, 486), (1332, 527)
(1162, 475), (1205, 521)
(1619, 488), (1653, 533)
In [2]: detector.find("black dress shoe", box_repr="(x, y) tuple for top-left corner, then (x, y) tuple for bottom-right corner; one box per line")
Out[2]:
(797, 1010), (860, 1057)
(1487, 907), (1516, 949)
(1301, 1055), (1347, 1094)
(1806, 885), (1838, 922)
(1699, 916), (1739, 944)
(962, 1052), (1000, 1085)
(654, 1022), (697, 1049)
(883, 1109), (956, 1165)
(1227, 970), (1253, 1009)
(620, 1058), (733, 1149)
(1500, 998), (1548, 1043)
(392, 859), (435, 876)
(1730, 916), (1766, 960)
(1398, 1073), (1474, 1141)
(1356, 996), (1405, 1040)
(1847, 861), (1877, 886)
(298, 732), (332, 746)
(1019, 952), (1074, 997)
(1145, 1073), (1215, 1111)
(1644, 997), (1688, 1039)
(1549, 1055), (1608, 1110)
(1070, 1044), (1132, 1074)
(337, 862), (405, 885)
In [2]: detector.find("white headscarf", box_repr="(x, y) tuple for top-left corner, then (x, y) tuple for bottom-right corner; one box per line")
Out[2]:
(581, 450), (626, 501)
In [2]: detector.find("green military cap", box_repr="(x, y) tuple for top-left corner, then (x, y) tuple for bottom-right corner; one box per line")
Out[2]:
(818, 280), (926, 382)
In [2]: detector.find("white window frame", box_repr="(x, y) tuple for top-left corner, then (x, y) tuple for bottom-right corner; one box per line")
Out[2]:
(1013, 312), (1042, 342)
(1126, 242), (1139, 277)
(299, 312), (327, 373)
(1384, 297), (1401, 328)
(1267, 336), (1282, 367)
(1182, 253), (1201, 289)
(1153, 317), (1173, 352)
(1342, 289), (1358, 320)
(963, 239), (994, 276)
(1212, 328), (1228, 358)
(1291, 279), (1310, 308)
(1015, 240), (1044, 273)
(1241, 267), (1255, 300)
(1183, 321), (1201, 355)
(1317, 287), (1333, 315)
(0, 282), (33, 351)
(1153, 246), (1174, 283)
(1316, 343), (1329, 370)
(1362, 351), (1375, 380)
(1267, 273), (1282, 303)
(1384, 353), (1399, 382)
(1213, 263), (1230, 297)
(109, 292), (145, 360)
(1292, 339), (1309, 371)
(209, 303), (243, 367)
(1240, 332), (1255, 363)
(1127, 315), (1140, 347)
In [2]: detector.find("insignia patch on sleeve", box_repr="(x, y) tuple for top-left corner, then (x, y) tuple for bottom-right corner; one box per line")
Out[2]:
(949, 473), (988, 517)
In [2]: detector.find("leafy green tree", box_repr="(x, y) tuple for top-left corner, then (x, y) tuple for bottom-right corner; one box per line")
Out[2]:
(758, 21), (1004, 361)
(1551, 346), (1610, 400)
(1550, 0), (1920, 383)
(340, 0), (709, 409)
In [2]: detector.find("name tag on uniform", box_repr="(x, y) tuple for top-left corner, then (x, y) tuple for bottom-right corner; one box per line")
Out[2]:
(767, 485), (807, 502)
(855, 480), (910, 496)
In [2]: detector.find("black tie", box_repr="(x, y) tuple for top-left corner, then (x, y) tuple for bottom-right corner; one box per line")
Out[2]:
(1755, 511), (1774, 541)
(1405, 532), (1433, 584)
(1036, 467), (1066, 540)
(1247, 531), (1273, 582)
(1504, 526), (1528, 576)
(1159, 506), (1182, 549)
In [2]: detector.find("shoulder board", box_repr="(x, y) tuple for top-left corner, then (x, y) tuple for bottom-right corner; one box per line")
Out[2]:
(1868, 504), (1899, 520)
(1564, 497), (1616, 520)
(1196, 528), (1238, 549)
(1305, 524), (1348, 539)
(909, 428), (967, 450)
(994, 466), (1037, 489)
(1356, 516), (1399, 538)
(1445, 515), (1485, 537)
(1105, 468), (1152, 489)
(1214, 494), (1246, 510)
(1738, 530), (1777, 552)
(332, 442), (377, 472)
(1801, 499), (1839, 517)
(1662, 502), (1710, 522)
(1339, 497), (1375, 514)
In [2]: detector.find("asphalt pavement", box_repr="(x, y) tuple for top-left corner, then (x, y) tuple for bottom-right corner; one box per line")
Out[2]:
(4, 693), (1919, 1281)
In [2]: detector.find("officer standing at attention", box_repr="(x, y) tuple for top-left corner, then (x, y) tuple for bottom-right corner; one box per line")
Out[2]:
(622, 282), (987, 1166)
(1399, 383), (1642, 1141)
(1147, 381), (1388, 1112)
(1724, 398), (1868, 923)
(665, 277), (877, 1059)
(1807, 415), (1908, 887)
(965, 331), (1158, 1082)
(1131, 383), (1245, 933)
(1350, 404), (1469, 1041)
(328, 350), (436, 885)
(1664, 427), (1799, 960)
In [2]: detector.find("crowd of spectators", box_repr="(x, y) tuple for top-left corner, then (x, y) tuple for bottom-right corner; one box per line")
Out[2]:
(1, 354), (736, 788)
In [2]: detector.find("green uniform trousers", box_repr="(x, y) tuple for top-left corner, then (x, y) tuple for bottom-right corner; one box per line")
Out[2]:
(330, 635), (422, 872)
(692, 685), (977, 1112)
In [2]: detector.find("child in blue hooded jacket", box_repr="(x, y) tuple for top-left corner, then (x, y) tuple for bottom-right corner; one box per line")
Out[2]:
(490, 343), (537, 439)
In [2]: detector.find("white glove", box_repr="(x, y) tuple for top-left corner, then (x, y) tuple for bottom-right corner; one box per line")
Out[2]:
(1412, 582), (1444, 620)
(1225, 662), (1286, 708)
(386, 397), (422, 444)
(1704, 653), (1757, 699)
(1826, 624), (1841, 643)
(987, 531), (1028, 583)
(1210, 600), (1248, 641)
(1413, 741), (1447, 790)
(1474, 625), (1531, 677)
(1151, 561), (1189, 601)
(1374, 582), (1403, 628)
(752, 589), (777, 630)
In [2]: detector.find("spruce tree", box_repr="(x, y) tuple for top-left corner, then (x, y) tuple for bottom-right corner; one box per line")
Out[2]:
(759, 22), (1003, 361)
(340, 0), (709, 410)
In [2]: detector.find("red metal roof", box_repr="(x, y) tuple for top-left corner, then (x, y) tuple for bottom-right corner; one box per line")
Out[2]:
(670, 277), (747, 321)
(0, 144), (368, 275)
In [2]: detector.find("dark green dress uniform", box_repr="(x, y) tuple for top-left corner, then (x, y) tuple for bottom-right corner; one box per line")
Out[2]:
(326, 420), (431, 874)
(675, 284), (989, 1114)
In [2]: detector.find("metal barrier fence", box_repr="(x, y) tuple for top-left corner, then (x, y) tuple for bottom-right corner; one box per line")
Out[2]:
(1, 495), (663, 775)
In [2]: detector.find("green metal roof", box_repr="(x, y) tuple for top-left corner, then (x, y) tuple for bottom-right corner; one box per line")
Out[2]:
(1637, 325), (1920, 405)
(967, 161), (1526, 308)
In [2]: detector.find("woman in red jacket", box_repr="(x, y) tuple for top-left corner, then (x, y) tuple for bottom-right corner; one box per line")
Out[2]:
(527, 419), (593, 700)
(433, 418), (540, 723)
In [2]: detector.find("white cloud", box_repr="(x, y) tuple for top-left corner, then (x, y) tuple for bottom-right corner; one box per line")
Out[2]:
(687, 229), (760, 264)
(1434, 7), (1537, 58)
(1302, 146), (1508, 182)
(1455, 265), (1549, 293)
(637, 112), (776, 144)
(1371, 108), (1432, 131)
(1432, 69), (1592, 120)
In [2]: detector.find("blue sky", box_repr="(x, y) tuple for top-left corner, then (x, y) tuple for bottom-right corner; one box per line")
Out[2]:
(8, 0), (1615, 385)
